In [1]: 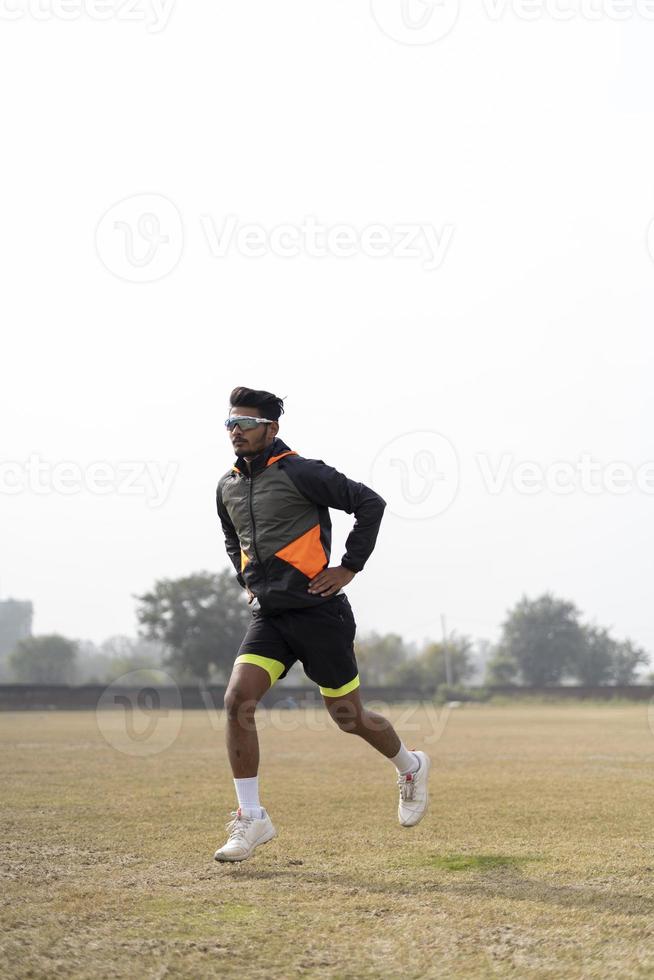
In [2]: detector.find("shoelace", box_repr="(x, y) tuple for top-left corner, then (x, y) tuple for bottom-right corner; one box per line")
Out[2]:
(224, 810), (254, 842)
(397, 771), (416, 802)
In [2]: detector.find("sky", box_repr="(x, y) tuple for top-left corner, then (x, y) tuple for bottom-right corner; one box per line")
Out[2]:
(1, 4), (653, 658)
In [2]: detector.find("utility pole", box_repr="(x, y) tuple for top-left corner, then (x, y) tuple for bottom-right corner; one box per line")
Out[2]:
(441, 613), (453, 687)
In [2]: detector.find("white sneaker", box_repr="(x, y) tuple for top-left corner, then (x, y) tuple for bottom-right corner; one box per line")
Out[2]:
(397, 750), (431, 827)
(214, 807), (277, 863)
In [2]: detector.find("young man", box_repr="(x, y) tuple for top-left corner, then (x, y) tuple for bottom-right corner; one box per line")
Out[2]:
(214, 386), (430, 862)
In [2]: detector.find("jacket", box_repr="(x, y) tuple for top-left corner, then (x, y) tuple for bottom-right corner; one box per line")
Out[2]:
(216, 436), (386, 614)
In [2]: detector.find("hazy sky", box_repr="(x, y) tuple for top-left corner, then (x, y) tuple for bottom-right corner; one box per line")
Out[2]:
(2, 6), (653, 658)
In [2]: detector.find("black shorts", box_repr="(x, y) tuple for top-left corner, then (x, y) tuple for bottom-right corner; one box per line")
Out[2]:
(234, 593), (359, 697)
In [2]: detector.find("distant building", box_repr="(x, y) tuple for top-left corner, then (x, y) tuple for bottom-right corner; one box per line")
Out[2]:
(0, 599), (33, 678)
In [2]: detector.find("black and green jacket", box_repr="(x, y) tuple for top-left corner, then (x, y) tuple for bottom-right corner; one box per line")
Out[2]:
(216, 437), (386, 614)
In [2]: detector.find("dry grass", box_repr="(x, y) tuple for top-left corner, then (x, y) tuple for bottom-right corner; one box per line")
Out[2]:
(2, 702), (654, 978)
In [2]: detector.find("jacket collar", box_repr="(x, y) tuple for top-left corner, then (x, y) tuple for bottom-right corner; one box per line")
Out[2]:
(232, 436), (295, 478)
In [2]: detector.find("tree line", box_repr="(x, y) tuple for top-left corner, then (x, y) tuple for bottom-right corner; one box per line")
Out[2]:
(356, 593), (649, 692)
(5, 572), (651, 690)
(6, 633), (165, 686)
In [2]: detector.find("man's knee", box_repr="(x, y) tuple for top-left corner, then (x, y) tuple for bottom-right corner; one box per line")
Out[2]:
(328, 701), (362, 733)
(224, 685), (260, 720)
(329, 705), (388, 736)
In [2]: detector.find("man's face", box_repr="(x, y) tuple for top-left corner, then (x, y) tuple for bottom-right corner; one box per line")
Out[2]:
(228, 405), (279, 457)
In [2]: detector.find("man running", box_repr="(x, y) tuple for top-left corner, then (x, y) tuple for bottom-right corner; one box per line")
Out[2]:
(214, 386), (430, 862)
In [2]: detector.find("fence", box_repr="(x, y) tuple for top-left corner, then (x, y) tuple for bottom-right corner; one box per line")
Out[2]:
(0, 684), (653, 710)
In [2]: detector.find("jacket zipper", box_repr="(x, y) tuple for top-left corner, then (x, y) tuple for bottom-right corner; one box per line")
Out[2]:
(247, 474), (261, 565)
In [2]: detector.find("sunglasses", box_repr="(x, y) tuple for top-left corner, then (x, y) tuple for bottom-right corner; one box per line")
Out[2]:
(224, 415), (275, 432)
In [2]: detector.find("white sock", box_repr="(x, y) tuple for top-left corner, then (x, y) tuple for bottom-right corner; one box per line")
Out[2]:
(234, 776), (263, 818)
(390, 743), (420, 775)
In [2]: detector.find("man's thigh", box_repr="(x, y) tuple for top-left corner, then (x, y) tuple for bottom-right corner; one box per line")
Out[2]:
(280, 595), (360, 697)
(231, 610), (297, 690)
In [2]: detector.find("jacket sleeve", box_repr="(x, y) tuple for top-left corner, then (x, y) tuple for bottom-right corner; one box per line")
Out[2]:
(216, 479), (246, 589)
(285, 458), (386, 573)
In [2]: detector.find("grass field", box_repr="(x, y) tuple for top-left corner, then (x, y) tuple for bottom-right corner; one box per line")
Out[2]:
(2, 701), (654, 979)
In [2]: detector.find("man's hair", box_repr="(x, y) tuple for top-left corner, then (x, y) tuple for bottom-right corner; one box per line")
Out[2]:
(229, 386), (285, 421)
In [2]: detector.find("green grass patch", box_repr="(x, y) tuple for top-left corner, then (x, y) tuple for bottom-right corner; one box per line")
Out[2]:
(422, 853), (539, 872)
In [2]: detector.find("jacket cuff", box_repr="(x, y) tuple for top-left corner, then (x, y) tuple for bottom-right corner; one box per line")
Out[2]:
(340, 559), (361, 573)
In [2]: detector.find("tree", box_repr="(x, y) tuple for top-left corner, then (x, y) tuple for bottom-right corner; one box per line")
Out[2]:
(485, 651), (519, 685)
(419, 635), (474, 687)
(573, 629), (648, 686)
(74, 636), (165, 684)
(9, 634), (77, 684)
(498, 593), (586, 686)
(575, 626), (615, 686)
(98, 635), (165, 683)
(135, 570), (251, 682)
(354, 632), (409, 686)
(609, 639), (649, 685)
(393, 633), (474, 692)
(391, 656), (429, 690)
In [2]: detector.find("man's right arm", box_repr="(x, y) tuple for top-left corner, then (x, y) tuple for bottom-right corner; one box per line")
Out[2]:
(216, 480), (246, 589)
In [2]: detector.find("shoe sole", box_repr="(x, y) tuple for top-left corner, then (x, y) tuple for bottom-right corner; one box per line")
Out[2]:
(214, 826), (277, 863)
(399, 753), (431, 828)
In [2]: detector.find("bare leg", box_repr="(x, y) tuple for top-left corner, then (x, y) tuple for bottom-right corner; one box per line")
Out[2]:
(322, 688), (402, 758)
(224, 663), (271, 778)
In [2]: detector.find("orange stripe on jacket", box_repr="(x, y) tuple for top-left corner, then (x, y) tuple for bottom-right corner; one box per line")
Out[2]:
(275, 523), (326, 579)
(266, 450), (298, 467)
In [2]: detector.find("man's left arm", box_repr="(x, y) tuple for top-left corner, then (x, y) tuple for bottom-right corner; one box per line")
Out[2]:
(285, 458), (386, 596)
